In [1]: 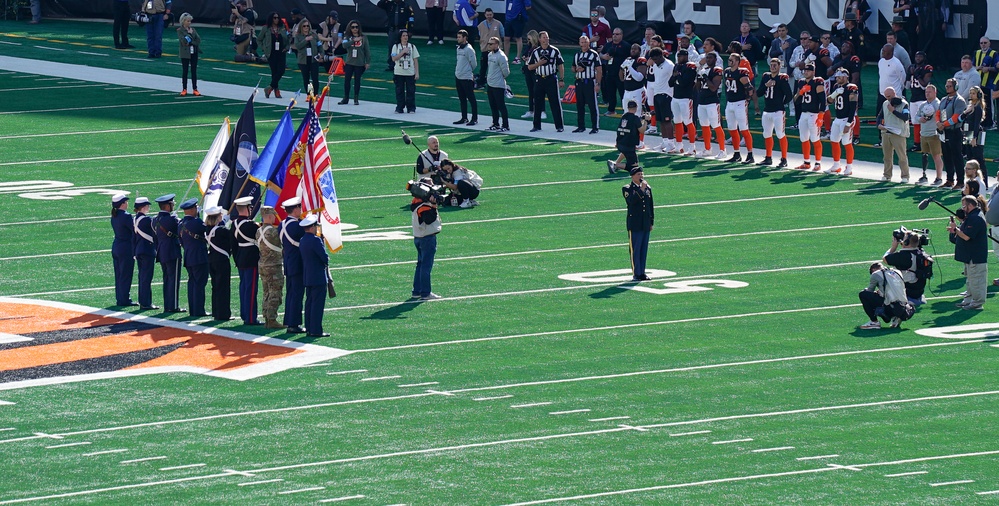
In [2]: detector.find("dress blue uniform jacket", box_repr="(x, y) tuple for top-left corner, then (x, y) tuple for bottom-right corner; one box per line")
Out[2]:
(281, 218), (305, 276)
(233, 217), (261, 269)
(153, 211), (182, 262)
(301, 233), (330, 287)
(179, 216), (209, 266)
(133, 213), (157, 258)
(111, 210), (134, 255)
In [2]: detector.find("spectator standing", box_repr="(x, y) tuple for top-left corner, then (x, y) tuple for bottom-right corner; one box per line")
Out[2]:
(768, 23), (795, 72)
(916, 84), (944, 185)
(875, 44), (905, 147)
(391, 30), (420, 113)
(937, 78), (967, 189)
(601, 28), (630, 116)
(503, 0), (530, 62)
(230, 1), (257, 60)
(453, 30), (479, 126)
(675, 33), (700, 65)
(948, 195), (989, 310)
(339, 20), (371, 105)
(425, 0), (447, 45)
(526, 31), (565, 132)
(819, 33), (840, 62)
(28, 0), (40, 23)
(294, 20), (322, 95)
(582, 10), (611, 53)
(379, 0), (415, 71)
(485, 36), (511, 131)
(907, 50), (933, 151)
(260, 12), (289, 99)
(317, 11), (343, 62)
(886, 32), (910, 71)
(476, 8), (504, 89)
(877, 87), (911, 182)
(954, 55), (981, 100)
(572, 35), (602, 134)
(519, 30), (541, 119)
(112, 0), (132, 49)
(453, 0), (478, 50)
(974, 37), (998, 129)
(891, 2), (916, 48)
(733, 21), (762, 77)
(963, 86), (987, 174)
(682, 20), (703, 53)
(141, 0), (171, 58)
(177, 13), (201, 97)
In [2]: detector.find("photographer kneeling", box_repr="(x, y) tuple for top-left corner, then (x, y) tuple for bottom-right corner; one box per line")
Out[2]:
(883, 228), (932, 306)
(439, 159), (482, 208)
(859, 262), (913, 330)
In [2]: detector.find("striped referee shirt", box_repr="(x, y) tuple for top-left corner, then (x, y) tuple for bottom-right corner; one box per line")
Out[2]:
(528, 45), (563, 78)
(574, 49), (601, 81)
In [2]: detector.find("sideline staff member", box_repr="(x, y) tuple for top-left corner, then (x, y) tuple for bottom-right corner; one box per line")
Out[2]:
(608, 100), (646, 173)
(949, 195), (988, 310)
(411, 187), (442, 300)
(623, 166), (654, 281)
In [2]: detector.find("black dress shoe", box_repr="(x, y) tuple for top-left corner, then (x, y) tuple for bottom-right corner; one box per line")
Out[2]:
(572, 127), (586, 133)
(166, 308), (186, 313)
(139, 305), (160, 311)
(123, 44), (135, 49)
(556, 128), (564, 133)
(214, 316), (235, 321)
(286, 326), (306, 334)
(530, 127), (542, 132)
(190, 313), (209, 318)
(338, 98), (349, 105)
(589, 128), (599, 134)
(466, 120), (477, 126)
(307, 332), (331, 337)
(452, 118), (468, 124)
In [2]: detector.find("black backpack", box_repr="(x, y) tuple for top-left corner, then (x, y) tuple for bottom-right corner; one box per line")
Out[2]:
(913, 250), (934, 281)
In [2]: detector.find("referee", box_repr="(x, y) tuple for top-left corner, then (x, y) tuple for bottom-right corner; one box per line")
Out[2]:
(526, 31), (565, 132)
(573, 35), (602, 134)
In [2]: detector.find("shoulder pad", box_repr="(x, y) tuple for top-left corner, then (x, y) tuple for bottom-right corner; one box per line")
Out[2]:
(850, 55), (860, 63)
(819, 48), (830, 57)
(925, 65), (934, 72)
(814, 77), (825, 84)
(847, 83), (859, 92)
(685, 62), (697, 70)
(779, 73), (790, 80)
(739, 68), (750, 77)
(636, 57), (646, 65)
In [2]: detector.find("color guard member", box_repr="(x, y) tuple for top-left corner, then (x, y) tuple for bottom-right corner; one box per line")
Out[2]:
(110, 193), (136, 307)
(178, 198), (208, 317)
(153, 194), (184, 313)
(133, 197), (158, 310)
(281, 197), (306, 334)
(300, 215), (331, 337)
(256, 206), (285, 329)
(205, 206), (233, 321)
(232, 196), (261, 325)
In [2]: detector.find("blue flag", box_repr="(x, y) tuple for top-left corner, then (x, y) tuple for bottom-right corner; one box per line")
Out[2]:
(264, 111), (309, 209)
(251, 110), (296, 187)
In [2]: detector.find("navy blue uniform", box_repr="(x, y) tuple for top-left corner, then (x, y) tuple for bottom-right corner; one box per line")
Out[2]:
(153, 210), (183, 311)
(133, 212), (157, 308)
(111, 209), (135, 306)
(280, 217), (305, 328)
(233, 216), (261, 324)
(623, 181), (654, 279)
(180, 215), (209, 316)
(206, 223), (233, 320)
(300, 232), (330, 335)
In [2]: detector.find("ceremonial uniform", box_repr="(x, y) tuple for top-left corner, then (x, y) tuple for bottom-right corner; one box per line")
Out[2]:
(132, 201), (157, 309)
(233, 211), (261, 325)
(256, 216), (285, 328)
(527, 44), (565, 131)
(757, 72), (793, 164)
(179, 202), (209, 317)
(206, 216), (233, 321)
(153, 195), (183, 312)
(573, 48), (601, 132)
(623, 174), (654, 280)
(300, 217), (330, 337)
(281, 214), (306, 331)
(110, 196), (135, 307)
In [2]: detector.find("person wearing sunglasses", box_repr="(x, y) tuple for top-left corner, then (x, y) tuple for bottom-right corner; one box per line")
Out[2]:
(339, 20), (371, 105)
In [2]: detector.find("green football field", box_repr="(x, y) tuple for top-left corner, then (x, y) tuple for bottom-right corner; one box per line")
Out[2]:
(3, 19), (999, 506)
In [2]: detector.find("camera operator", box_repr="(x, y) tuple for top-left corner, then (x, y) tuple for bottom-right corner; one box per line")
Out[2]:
(416, 135), (449, 175)
(859, 262), (912, 330)
(883, 228), (930, 306)
(231, 0), (260, 62)
(948, 195), (988, 310)
(439, 159), (482, 208)
(410, 181), (442, 300)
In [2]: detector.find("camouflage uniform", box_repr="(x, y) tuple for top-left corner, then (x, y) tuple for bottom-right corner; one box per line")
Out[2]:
(256, 210), (285, 328)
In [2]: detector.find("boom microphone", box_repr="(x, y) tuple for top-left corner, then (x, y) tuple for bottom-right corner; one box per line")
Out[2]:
(917, 197), (932, 210)
(402, 129), (412, 145)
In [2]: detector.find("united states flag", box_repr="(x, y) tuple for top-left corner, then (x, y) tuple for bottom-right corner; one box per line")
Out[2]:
(301, 104), (343, 253)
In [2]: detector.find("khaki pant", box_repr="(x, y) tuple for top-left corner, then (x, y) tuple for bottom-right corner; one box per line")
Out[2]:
(882, 132), (910, 179)
(963, 261), (988, 307)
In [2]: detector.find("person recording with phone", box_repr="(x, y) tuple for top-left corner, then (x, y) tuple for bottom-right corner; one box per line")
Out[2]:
(623, 166), (653, 282)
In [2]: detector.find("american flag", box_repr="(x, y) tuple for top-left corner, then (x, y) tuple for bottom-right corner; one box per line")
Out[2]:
(301, 103), (343, 253)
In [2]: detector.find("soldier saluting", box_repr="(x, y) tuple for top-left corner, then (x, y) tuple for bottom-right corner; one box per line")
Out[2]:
(623, 166), (654, 282)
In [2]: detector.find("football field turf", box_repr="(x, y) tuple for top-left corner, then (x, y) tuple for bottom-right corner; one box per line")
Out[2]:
(3, 38), (999, 504)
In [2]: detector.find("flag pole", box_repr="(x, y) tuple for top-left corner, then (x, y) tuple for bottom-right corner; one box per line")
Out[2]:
(226, 91), (259, 216)
(182, 116), (230, 205)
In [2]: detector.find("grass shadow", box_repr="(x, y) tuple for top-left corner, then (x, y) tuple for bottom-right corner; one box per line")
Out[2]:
(589, 282), (639, 299)
(360, 300), (423, 320)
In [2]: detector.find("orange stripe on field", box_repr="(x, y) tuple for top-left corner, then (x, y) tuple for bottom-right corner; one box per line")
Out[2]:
(0, 302), (119, 334)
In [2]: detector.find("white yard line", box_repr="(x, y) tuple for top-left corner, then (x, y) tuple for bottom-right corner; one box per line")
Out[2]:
(0, 99), (225, 116)
(398, 382), (439, 388)
(120, 456), (167, 464)
(0, 84), (105, 93)
(929, 480), (974, 487)
(319, 495), (366, 503)
(669, 430), (711, 437)
(237, 478), (284, 486)
(0, 150), (207, 167)
(797, 454), (839, 461)
(549, 409), (590, 415)
(278, 486), (325, 494)
(77, 52), (107, 57)
(82, 449), (128, 457)
(473, 395), (513, 401)
(212, 67), (244, 73)
(359, 375), (401, 382)
(511, 402), (553, 409)
(45, 442), (91, 449)
(884, 471), (928, 477)
(159, 464), (206, 471)
(326, 369), (367, 375)
(589, 416), (630, 422)
(0, 472), (240, 504)
(712, 438), (753, 445)
(751, 446), (795, 453)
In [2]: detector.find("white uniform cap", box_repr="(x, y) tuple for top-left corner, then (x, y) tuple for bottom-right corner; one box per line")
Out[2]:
(300, 215), (319, 227)
(282, 196), (302, 208)
(204, 206), (224, 216)
(112, 193), (129, 205)
(233, 196), (254, 206)
(134, 197), (150, 206)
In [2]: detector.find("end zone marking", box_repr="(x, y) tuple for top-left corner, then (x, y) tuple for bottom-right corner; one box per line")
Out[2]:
(549, 409), (591, 415)
(398, 382), (438, 388)
(238, 479), (284, 487)
(360, 375), (401, 382)
(319, 495), (366, 503)
(929, 480), (974, 487)
(884, 471), (928, 477)
(473, 395), (513, 401)
(45, 442), (91, 449)
(797, 454), (839, 461)
(83, 449), (128, 457)
(589, 416), (630, 422)
(511, 402), (552, 409)
(279, 487), (326, 495)
(326, 369), (367, 375)
(159, 464), (206, 471)
(752, 446), (795, 453)
(712, 438), (753, 445)
(120, 456), (167, 464)
(669, 430), (711, 437)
